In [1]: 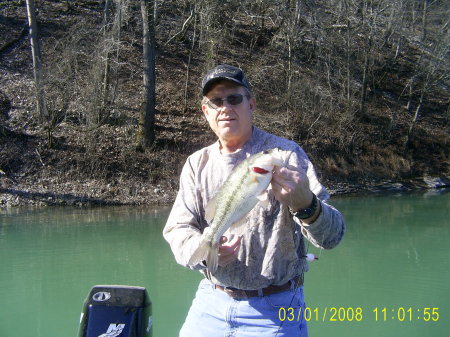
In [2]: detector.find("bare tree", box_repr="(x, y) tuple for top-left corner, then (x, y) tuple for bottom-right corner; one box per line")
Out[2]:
(183, 4), (198, 113)
(405, 29), (449, 147)
(25, 0), (47, 122)
(136, 0), (156, 149)
(100, 0), (113, 113)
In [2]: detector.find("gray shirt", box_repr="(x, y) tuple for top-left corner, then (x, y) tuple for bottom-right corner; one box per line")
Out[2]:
(163, 127), (345, 290)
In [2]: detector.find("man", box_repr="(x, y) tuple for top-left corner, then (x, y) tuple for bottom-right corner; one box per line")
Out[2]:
(163, 64), (345, 337)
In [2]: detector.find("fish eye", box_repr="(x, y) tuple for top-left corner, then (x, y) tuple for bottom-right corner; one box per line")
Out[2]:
(263, 150), (269, 154)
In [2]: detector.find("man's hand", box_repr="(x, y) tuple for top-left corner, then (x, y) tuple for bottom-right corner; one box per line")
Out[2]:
(271, 166), (320, 223)
(218, 235), (241, 267)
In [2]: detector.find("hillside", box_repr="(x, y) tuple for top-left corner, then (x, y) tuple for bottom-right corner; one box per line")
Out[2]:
(0, 0), (449, 206)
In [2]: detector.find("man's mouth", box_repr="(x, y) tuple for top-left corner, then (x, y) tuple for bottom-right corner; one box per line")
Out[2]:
(218, 118), (235, 122)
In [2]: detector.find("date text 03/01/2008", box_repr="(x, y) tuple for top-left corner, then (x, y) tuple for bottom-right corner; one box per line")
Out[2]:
(278, 307), (440, 322)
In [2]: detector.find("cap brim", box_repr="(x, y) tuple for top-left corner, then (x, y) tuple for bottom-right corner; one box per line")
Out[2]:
(202, 77), (246, 96)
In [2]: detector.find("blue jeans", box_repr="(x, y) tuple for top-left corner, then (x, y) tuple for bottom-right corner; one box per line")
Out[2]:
(179, 278), (308, 337)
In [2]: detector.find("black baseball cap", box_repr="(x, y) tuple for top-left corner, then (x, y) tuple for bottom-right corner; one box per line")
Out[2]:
(202, 64), (251, 96)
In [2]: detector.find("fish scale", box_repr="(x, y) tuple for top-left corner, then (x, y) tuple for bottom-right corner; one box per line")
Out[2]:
(214, 169), (251, 239)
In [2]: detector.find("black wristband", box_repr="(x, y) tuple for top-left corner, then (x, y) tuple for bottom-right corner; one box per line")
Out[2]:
(289, 193), (318, 220)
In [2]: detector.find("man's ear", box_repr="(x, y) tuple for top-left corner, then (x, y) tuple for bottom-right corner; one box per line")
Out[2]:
(201, 104), (210, 119)
(249, 97), (256, 112)
(201, 103), (207, 114)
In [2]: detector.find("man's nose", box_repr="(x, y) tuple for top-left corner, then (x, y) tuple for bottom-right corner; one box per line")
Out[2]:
(218, 100), (233, 111)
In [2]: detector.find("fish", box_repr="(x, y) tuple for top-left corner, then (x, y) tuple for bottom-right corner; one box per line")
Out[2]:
(188, 148), (285, 273)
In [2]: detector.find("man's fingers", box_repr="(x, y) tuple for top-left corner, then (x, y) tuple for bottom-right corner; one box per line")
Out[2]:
(218, 235), (242, 267)
(271, 172), (290, 188)
(219, 235), (240, 252)
(273, 167), (301, 184)
(285, 164), (299, 171)
(271, 178), (293, 196)
(228, 234), (241, 246)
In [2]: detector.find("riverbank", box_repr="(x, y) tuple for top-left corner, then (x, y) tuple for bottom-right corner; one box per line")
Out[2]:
(1, 172), (448, 207)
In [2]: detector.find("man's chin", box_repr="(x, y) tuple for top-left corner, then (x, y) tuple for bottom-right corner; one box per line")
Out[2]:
(218, 126), (239, 136)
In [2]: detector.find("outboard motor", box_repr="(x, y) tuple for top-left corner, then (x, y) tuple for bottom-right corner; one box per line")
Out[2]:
(78, 285), (152, 337)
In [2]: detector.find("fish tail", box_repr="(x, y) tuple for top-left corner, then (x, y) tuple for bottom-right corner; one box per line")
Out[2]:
(188, 240), (219, 273)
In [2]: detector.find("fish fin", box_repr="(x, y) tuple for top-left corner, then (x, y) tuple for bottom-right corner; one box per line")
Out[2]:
(270, 150), (286, 167)
(256, 191), (267, 201)
(207, 246), (219, 273)
(273, 158), (286, 167)
(205, 195), (217, 222)
(188, 240), (219, 273)
(256, 191), (270, 208)
(228, 215), (248, 237)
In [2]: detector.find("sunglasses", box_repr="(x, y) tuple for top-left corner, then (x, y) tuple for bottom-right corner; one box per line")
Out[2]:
(205, 94), (247, 110)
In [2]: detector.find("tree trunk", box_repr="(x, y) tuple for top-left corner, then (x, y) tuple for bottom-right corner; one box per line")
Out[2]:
(405, 89), (424, 148)
(346, 16), (351, 112)
(360, 50), (369, 115)
(360, 21), (373, 116)
(104, 0), (124, 119)
(411, 0), (416, 33)
(137, 0), (156, 149)
(103, 0), (112, 27)
(184, 5), (197, 113)
(421, 0), (428, 41)
(100, 0), (113, 115)
(25, 0), (47, 122)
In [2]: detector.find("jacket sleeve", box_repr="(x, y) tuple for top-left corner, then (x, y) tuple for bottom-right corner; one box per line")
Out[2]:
(289, 147), (346, 249)
(162, 157), (206, 270)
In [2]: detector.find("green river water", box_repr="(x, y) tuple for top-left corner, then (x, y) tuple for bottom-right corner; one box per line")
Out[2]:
(0, 190), (449, 337)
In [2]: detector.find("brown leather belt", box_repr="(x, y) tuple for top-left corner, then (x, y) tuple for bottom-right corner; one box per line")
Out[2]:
(213, 274), (304, 299)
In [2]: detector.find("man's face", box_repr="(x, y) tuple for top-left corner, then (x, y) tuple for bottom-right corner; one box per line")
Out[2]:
(201, 81), (256, 148)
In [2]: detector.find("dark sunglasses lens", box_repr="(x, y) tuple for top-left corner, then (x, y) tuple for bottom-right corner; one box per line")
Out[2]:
(227, 94), (243, 105)
(209, 98), (223, 108)
(207, 94), (244, 109)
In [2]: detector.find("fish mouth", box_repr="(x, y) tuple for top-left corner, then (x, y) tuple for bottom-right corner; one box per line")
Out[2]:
(252, 166), (270, 174)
